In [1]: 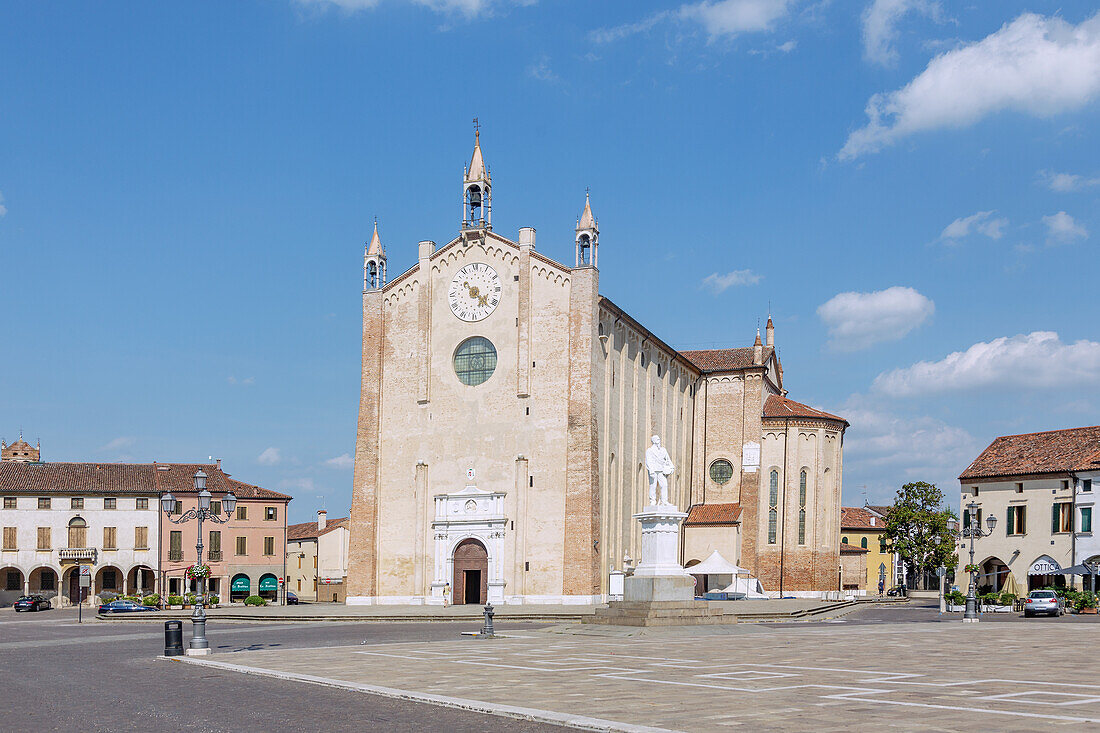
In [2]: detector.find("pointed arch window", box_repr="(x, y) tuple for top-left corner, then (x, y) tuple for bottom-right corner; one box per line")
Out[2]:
(798, 469), (808, 545)
(768, 469), (779, 545)
(367, 261), (378, 289)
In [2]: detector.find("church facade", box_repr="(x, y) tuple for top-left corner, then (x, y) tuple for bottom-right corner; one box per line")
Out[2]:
(346, 132), (847, 605)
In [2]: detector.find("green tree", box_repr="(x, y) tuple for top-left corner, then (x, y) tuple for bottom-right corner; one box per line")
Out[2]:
(882, 481), (958, 586)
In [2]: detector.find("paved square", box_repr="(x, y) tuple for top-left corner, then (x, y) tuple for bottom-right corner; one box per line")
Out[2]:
(174, 620), (1100, 731)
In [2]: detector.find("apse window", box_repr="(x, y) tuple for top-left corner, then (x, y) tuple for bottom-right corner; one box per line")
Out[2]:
(454, 336), (497, 386)
(709, 459), (734, 485)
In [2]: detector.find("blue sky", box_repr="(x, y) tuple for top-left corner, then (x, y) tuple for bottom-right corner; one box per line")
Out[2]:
(1, 1), (1098, 521)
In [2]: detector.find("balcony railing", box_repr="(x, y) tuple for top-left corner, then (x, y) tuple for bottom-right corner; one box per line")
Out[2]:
(207, 550), (223, 562)
(169, 549), (184, 561)
(58, 547), (97, 562)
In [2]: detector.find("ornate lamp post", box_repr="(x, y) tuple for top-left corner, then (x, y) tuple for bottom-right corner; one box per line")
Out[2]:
(161, 470), (236, 655)
(951, 501), (996, 623)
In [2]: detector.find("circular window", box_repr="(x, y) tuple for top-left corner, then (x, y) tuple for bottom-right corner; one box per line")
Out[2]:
(709, 459), (734, 485)
(454, 336), (497, 386)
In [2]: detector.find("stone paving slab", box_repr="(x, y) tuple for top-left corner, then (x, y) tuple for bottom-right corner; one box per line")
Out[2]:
(166, 618), (1100, 731)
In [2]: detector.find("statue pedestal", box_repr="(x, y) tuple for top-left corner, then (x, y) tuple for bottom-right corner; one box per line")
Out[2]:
(624, 505), (693, 603)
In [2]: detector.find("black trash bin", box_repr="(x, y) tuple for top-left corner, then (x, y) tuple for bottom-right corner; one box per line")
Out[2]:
(164, 620), (183, 657)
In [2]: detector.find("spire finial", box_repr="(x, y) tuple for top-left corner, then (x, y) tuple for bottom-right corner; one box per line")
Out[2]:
(473, 116), (480, 141)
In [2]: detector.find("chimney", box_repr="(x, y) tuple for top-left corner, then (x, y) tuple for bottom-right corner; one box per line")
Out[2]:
(317, 509), (327, 531)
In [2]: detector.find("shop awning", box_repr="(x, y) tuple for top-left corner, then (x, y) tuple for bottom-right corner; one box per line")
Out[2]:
(688, 550), (749, 576)
(231, 576), (250, 592)
(258, 575), (278, 592)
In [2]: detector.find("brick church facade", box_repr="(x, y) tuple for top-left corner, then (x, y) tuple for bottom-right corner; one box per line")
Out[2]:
(346, 131), (847, 604)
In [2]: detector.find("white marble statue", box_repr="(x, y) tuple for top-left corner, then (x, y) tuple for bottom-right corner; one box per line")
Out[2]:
(645, 435), (675, 506)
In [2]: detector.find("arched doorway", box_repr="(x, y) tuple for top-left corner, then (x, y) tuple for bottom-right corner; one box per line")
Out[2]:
(128, 566), (155, 597)
(29, 567), (58, 600)
(95, 566), (123, 598)
(230, 573), (251, 603)
(258, 573), (278, 601)
(980, 557), (1010, 592)
(62, 566), (87, 607)
(452, 539), (488, 605)
(1028, 555), (1066, 591)
(1, 566), (24, 605)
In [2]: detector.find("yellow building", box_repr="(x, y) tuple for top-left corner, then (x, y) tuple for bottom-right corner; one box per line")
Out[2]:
(841, 506), (894, 595)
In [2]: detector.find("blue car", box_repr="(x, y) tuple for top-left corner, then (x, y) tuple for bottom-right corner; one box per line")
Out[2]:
(98, 599), (157, 614)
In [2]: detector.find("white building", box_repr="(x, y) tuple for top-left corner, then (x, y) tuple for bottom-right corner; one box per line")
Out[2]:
(958, 425), (1100, 593)
(286, 510), (350, 602)
(0, 447), (160, 606)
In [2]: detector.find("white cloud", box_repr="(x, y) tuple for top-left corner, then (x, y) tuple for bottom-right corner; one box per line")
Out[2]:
(861, 0), (945, 67)
(527, 57), (559, 83)
(873, 331), (1100, 396)
(258, 447), (282, 466)
(939, 210), (1007, 241)
(701, 269), (762, 293)
(817, 286), (934, 351)
(1043, 211), (1089, 243)
(325, 453), (354, 469)
(841, 402), (979, 497)
(295, 0), (523, 18)
(227, 376), (255, 386)
(840, 12), (1100, 159)
(681, 0), (793, 38)
(0, 191), (6, 217)
(281, 477), (317, 493)
(592, 0), (792, 44)
(101, 437), (135, 451)
(776, 39), (797, 52)
(1038, 170), (1100, 192)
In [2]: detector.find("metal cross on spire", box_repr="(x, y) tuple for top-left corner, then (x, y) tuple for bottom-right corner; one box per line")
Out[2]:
(472, 117), (480, 134)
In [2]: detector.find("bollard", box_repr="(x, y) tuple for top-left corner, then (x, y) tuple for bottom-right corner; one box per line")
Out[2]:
(480, 602), (495, 637)
(164, 620), (184, 657)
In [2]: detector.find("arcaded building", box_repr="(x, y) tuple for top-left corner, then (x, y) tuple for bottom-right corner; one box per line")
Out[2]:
(346, 132), (847, 605)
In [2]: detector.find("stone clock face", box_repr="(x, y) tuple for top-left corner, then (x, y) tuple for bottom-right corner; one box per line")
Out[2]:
(448, 263), (502, 322)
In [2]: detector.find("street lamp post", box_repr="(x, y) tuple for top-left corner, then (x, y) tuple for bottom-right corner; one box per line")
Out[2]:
(950, 501), (997, 623)
(161, 470), (236, 655)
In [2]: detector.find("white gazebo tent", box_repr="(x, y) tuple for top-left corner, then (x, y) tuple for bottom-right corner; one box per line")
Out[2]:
(687, 550), (768, 600)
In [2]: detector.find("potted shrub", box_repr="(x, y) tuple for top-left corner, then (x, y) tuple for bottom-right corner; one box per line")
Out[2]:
(244, 595), (267, 607)
(207, 594), (220, 607)
(1074, 591), (1097, 615)
(167, 595), (184, 610)
(944, 590), (966, 610)
(142, 593), (160, 608)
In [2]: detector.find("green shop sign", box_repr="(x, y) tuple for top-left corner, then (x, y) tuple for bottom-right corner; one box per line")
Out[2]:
(258, 575), (278, 592)
(231, 576), (251, 592)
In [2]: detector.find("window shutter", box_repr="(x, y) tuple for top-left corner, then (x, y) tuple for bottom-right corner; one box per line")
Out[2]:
(1019, 506), (1026, 535)
(1052, 503), (1059, 534)
(1006, 507), (1013, 536)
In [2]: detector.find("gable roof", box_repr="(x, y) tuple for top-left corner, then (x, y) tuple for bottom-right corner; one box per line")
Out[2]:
(679, 347), (773, 372)
(763, 395), (848, 426)
(0, 462), (156, 494)
(959, 425), (1100, 481)
(841, 506), (884, 530)
(685, 503), (742, 526)
(287, 516), (349, 541)
(0, 460), (289, 500)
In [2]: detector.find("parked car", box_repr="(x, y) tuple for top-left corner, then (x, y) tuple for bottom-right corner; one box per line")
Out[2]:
(97, 599), (158, 614)
(886, 585), (907, 597)
(13, 595), (52, 612)
(1024, 590), (1064, 617)
(286, 591), (299, 605)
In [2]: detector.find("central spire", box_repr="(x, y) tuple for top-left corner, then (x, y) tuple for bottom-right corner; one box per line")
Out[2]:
(462, 119), (492, 230)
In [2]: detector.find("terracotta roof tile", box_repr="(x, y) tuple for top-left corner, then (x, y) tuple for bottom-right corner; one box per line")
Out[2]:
(0, 461), (290, 501)
(685, 503), (742, 525)
(959, 425), (1100, 480)
(840, 542), (868, 554)
(287, 517), (349, 541)
(679, 347), (773, 372)
(0, 462), (156, 494)
(763, 395), (848, 425)
(841, 506), (885, 530)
